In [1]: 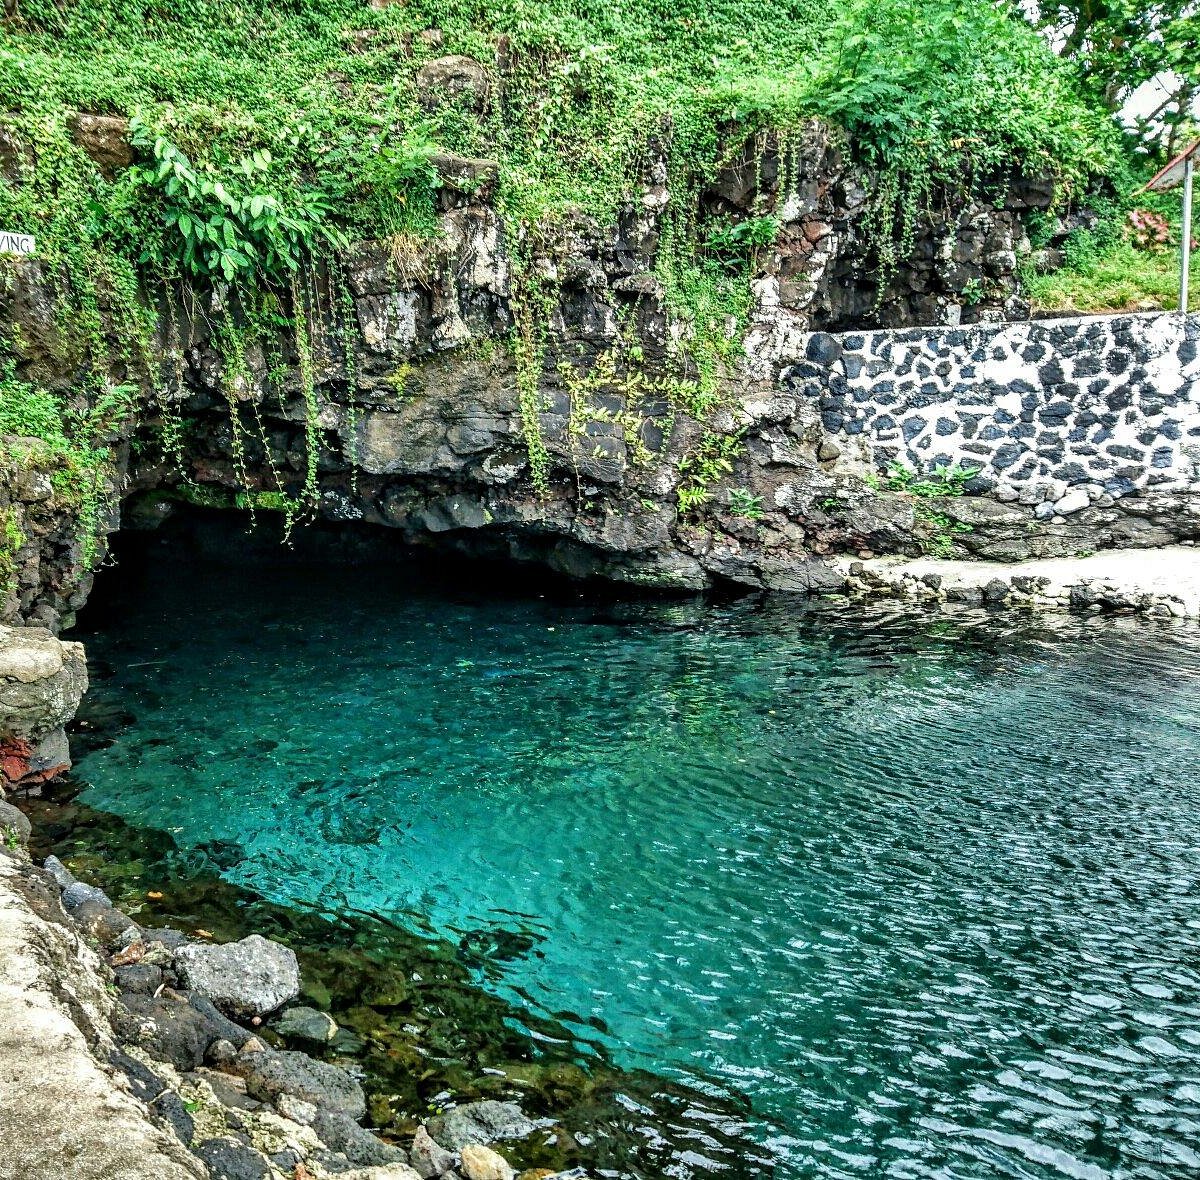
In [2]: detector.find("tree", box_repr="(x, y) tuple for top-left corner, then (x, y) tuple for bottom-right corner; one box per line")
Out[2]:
(1021, 1), (1199, 150)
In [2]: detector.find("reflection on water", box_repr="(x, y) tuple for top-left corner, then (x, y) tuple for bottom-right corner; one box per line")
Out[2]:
(64, 526), (1200, 1178)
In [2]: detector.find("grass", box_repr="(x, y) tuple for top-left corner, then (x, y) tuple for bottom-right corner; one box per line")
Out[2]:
(1023, 185), (1197, 315)
(1026, 240), (1196, 314)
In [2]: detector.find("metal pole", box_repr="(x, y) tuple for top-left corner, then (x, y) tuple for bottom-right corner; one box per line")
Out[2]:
(1182, 155), (1194, 314)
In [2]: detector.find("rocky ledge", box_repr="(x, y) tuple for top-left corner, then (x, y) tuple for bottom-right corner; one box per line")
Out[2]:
(0, 828), (578, 1180)
(0, 623), (87, 791)
(832, 542), (1200, 617)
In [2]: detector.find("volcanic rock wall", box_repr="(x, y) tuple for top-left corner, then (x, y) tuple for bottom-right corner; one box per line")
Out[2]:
(786, 312), (1200, 519)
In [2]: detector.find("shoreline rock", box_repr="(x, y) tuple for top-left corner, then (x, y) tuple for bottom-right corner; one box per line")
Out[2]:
(176, 934), (302, 1020)
(0, 624), (87, 790)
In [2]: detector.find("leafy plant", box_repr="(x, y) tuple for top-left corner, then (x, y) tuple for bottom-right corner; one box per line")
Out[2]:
(0, 364), (135, 568)
(677, 430), (743, 514)
(728, 487), (764, 519)
(119, 120), (343, 282)
(706, 216), (781, 255)
(877, 461), (978, 498)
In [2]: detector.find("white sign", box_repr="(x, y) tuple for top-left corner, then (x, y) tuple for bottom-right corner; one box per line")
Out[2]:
(0, 231), (35, 256)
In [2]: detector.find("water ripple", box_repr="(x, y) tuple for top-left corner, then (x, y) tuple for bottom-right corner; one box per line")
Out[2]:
(71, 561), (1200, 1179)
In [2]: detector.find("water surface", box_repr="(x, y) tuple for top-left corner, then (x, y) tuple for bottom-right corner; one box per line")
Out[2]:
(68, 526), (1200, 1178)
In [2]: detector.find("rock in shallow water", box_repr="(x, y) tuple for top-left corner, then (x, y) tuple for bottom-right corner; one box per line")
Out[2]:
(428, 1101), (539, 1151)
(175, 933), (300, 1018)
(271, 1003), (338, 1044)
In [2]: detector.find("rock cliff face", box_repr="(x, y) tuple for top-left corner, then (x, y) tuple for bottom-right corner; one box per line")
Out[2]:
(2, 111), (1192, 632)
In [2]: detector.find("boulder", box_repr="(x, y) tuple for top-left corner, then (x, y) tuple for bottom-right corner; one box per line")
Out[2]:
(227, 1045), (367, 1120)
(192, 1136), (272, 1180)
(115, 991), (249, 1071)
(416, 56), (491, 111)
(428, 1101), (538, 1151)
(69, 113), (134, 177)
(69, 897), (136, 948)
(338, 1166), (424, 1180)
(0, 625), (87, 788)
(0, 626), (87, 739)
(175, 933), (300, 1018)
(411, 1125), (456, 1178)
(61, 879), (111, 911)
(312, 1107), (408, 1167)
(0, 799), (30, 846)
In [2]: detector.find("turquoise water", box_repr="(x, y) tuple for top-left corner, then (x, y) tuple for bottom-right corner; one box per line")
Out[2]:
(71, 530), (1200, 1178)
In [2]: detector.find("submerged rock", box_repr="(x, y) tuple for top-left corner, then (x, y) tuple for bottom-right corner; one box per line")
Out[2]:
(175, 933), (300, 1018)
(428, 1101), (539, 1151)
(272, 1003), (338, 1044)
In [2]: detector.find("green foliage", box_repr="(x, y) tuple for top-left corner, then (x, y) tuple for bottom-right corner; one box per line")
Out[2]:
(677, 430), (743, 514)
(869, 461), (976, 557)
(0, 365), (135, 568)
(122, 123), (336, 282)
(706, 216), (781, 255)
(1022, 181), (1195, 314)
(1024, 1), (1198, 141)
(915, 506), (972, 558)
(0, 0), (1117, 287)
(727, 487), (763, 520)
(876, 461), (978, 498)
(0, 0), (1128, 503)
(0, 507), (23, 597)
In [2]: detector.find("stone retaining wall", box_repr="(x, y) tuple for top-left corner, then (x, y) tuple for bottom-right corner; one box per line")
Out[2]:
(786, 312), (1200, 517)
